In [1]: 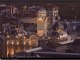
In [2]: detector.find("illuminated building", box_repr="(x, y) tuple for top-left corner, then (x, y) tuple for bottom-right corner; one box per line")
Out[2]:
(6, 26), (39, 58)
(43, 3), (60, 25)
(0, 4), (17, 18)
(37, 8), (48, 37)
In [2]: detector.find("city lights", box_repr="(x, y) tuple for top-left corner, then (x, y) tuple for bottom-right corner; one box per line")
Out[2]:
(1, 1), (80, 58)
(7, 35), (9, 38)
(12, 53), (14, 55)
(16, 35), (18, 38)
(48, 37), (50, 39)
(24, 43), (25, 45)
(24, 36), (26, 39)
(17, 43), (19, 45)
(12, 43), (13, 45)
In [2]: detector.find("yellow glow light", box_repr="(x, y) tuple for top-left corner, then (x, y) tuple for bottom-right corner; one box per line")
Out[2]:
(24, 36), (26, 39)
(17, 43), (19, 45)
(7, 35), (9, 38)
(24, 43), (25, 45)
(7, 53), (8, 55)
(12, 53), (14, 55)
(7, 42), (8, 44)
(12, 43), (13, 44)
(38, 19), (43, 23)
(48, 37), (50, 39)
(16, 35), (18, 38)
(58, 38), (59, 39)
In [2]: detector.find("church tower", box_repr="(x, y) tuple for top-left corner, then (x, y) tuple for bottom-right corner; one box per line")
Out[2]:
(37, 8), (48, 37)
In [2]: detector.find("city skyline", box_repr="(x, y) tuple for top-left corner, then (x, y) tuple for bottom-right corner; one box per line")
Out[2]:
(0, 1), (80, 58)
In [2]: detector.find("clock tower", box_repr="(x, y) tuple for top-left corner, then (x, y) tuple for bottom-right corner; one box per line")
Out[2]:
(37, 8), (48, 37)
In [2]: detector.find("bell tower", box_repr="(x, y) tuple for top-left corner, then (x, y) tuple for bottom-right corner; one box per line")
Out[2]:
(37, 8), (48, 37)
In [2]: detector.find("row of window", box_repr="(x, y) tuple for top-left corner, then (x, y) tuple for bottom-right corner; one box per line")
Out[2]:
(8, 42), (38, 45)
(8, 42), (29, 45)
(47, 11), (53, 14)
(57, 46), (67, 51)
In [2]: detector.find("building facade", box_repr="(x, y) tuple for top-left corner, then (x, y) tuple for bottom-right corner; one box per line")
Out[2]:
(37, 8), (48, 37)
(43, 3), (60, 25)
(0, 35), (7, 58)
(6, 34), (39, 58)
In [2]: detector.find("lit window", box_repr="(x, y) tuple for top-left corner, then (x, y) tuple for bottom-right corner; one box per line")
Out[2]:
(17, 43), (19, 45)
(7, 42), (8, 44)
(47, 12), (49, 14)
(24, 36), (26, 39)
(26, 42), (28, 45)
(12, 53), (14, 55)
(7, 35), (9, 38)
(12, 43), (14, 44)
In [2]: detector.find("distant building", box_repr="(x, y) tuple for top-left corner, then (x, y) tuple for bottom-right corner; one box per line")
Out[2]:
(0, 4), (17, 18)
(43, 3), (60, 25)
(45, 40), (67, 52)
(6, 30), (39, 58)
(0, 35), (7, 58)
(28, 6), (41, 13)
(37, 8), (48, 37)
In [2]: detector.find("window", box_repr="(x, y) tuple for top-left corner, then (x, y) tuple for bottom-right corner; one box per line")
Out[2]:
(0, 38), (2, 42)
(26, 42), (28, 45)
(14, 40), (17, 44)
(50, 15), (52, 17)
(50, 12), (52, 14)
(47, 12), (49, 14)
(20, 40), (23, 44)
(50, 18), (52, 20)
(47, 15), (49, 16)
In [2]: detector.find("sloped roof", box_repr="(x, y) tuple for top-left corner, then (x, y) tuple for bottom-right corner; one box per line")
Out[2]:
(46, 40), (65, 49)
(29, 13), (37, 18)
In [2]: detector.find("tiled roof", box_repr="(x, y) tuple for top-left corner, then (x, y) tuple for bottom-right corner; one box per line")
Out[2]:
(0, 6), (10, 10)
(29, 13), (37, 18)
(14, 11), (37, 18)
(1, 18), (18, 24)
(46, 40), (65, 49)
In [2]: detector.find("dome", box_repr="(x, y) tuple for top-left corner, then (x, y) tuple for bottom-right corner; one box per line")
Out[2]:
(39, 8), (46, 11)
(38, 8), (46, 14)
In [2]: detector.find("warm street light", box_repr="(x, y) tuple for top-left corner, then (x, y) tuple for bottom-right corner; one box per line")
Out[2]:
(12, 53), (14, 55)
(7, 35), (9, 38)
(24, 36), (26, 39)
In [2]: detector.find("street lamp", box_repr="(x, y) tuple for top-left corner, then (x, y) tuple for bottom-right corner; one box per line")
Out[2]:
(7, 35), (9, 38)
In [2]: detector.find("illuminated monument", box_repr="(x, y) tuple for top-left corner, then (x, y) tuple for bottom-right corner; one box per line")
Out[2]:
(37, 8), (48, 37)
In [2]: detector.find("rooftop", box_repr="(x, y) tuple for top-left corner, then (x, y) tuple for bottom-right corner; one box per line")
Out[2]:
(43, 3), (58, 9)
(13, 11), (37, 18)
